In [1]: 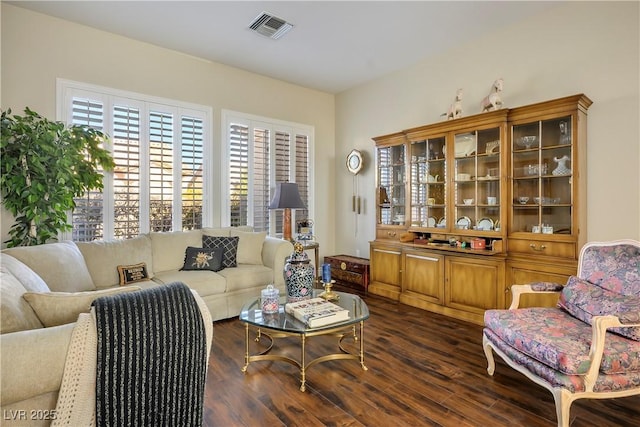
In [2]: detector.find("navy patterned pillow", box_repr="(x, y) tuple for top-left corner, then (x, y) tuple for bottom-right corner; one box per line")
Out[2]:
(180, 247), (225, 272)
(202, 236), (239, 268)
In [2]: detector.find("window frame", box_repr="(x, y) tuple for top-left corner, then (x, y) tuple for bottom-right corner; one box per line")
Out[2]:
(57, 78), (213, 240)
(221, 110), (314, 236)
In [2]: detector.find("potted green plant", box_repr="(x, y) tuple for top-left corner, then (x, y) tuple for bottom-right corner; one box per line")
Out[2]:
(1, 107), (114, 247)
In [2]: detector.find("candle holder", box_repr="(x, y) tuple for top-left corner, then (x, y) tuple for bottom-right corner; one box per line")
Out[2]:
(319, 280), (339, 301)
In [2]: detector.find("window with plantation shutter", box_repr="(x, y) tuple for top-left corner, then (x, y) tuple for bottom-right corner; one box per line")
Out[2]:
(112, 105), (141, 238)
(181, 116), (204, 230)
(253, 128), (270, 231)
(70, 97), (106, 241)
(58, 80), (211, 241)
(295, 133), (310, 221)
(223, 111), (314, 237)
(149, 111), (174, 232)
(229, 124), (249, 226)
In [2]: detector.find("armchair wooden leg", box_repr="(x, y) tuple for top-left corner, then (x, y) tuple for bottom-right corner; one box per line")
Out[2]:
(552, 388), (573, 427)
(482, 334), (496, 376)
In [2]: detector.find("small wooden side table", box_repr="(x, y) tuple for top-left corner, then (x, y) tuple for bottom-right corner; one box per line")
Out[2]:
(323, 254), (370, 292)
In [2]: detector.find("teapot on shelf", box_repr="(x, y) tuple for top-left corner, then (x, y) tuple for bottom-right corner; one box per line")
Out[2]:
(427, 174), (439, 183)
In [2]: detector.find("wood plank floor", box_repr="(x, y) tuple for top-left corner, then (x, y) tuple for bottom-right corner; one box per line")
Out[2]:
(203, 286), (640, 426)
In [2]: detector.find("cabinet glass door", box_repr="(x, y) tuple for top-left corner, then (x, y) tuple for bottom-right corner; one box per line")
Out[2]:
(410, 137), (446, 229)
(511, 116), (573, 235)
(453, 128), (501, 233)
(377, 144), (406, 226)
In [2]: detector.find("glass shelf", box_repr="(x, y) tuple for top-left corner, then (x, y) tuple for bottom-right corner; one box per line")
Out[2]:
(510, 115), (573, 235)
(452, 128), (501, 233)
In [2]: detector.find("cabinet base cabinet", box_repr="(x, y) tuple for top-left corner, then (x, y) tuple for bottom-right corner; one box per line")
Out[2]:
(369, 243), (402, 300)
(369, 243), (507, 326)
(506, 257), (577, 308)
(446, 256), (506, 319)
(400, 250), (444, 305)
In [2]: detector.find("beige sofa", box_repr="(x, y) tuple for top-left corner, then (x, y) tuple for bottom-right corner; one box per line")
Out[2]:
(0, 227), (292, 425)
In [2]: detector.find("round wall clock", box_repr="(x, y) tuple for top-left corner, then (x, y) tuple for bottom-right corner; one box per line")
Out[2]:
(346, 149), (363, 175)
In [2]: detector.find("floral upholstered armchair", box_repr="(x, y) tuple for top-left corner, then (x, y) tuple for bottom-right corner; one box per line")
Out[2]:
(483, 240), (640, 427)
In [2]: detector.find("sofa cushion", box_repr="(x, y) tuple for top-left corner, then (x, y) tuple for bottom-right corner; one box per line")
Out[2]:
(23, 286), (141, 327)
(484, 328), (640, 393)
(3, 241), (95, 292)
(1, 254), (50, 293)
(200, 227), (230, 237)
(559, 275), (640, 341)
(117, 262), (150, 285)
(152, 271), (226, 298)
(230, 229), (267, 265)
(0, 266), (44, 333)
(484, 307), (640, 375)
(77, 235), (155, 289)
(149, 230), (203, 273)
(180, 247), (224, 272)
(218, 264), (274, 292)
(203, 236), (239, 268)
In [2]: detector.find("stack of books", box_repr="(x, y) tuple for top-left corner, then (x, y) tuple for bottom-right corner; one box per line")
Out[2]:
(285, 297), (350, 328)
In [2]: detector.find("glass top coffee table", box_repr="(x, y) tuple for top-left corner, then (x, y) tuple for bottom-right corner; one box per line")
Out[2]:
(239, 290), (369, 391)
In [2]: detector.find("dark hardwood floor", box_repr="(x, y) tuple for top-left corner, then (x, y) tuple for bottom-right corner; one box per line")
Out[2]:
(203, 286), (640, 426)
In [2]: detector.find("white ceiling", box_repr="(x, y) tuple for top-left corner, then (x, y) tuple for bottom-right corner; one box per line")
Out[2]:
(10, 1), (558, 94)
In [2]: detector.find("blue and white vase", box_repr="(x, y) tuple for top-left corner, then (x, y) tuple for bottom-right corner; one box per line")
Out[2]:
(283, 242), (315, 303)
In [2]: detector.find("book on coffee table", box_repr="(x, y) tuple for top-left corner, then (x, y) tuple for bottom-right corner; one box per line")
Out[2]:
(285, 297), (350, 328)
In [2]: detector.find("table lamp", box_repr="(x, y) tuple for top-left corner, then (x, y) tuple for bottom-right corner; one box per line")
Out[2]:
(269, 182), (306, 241)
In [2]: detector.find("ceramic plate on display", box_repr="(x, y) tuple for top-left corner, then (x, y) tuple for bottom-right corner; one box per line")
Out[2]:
(478, 217), (494, 231)
(437, 217), (446, 228)
(454, 134), (476, 157)
(426, 216), (436, 227)
(456, 216), (471, 229)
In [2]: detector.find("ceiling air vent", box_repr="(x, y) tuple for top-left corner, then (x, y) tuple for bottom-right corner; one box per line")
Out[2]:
(249, 12), (294, 40)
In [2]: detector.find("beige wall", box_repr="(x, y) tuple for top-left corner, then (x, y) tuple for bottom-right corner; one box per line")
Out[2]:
(335, 1), (640, 257)
(0, 4), (336, 252)
(2, 3), (639, 260)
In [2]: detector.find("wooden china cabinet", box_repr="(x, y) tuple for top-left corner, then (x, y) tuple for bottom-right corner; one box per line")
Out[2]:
(506, 94), (592, 307)
(370, 94), (591, 324)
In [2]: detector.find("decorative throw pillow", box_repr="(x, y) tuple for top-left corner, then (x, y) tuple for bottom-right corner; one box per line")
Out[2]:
(23, 286), (141, 327)
(117, 262), (149, 286)
(202, 236), (239, 268)
(230, 229), (267, 265)
(180, 247), (225, 272)
(558, 275), (640, 341)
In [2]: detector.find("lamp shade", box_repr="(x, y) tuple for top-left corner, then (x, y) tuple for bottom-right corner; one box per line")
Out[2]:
(269, 182), (306, 209)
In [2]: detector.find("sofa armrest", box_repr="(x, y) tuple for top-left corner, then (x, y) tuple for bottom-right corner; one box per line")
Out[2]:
(509, 283), (563, 310)
(1, 323), (75, 407)
(262, 237), (294, 287)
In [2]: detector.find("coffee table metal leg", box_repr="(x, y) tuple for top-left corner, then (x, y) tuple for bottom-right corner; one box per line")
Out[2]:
(300, 334), (306, 391)
(242, 323), (250, 372)
(359, 321), (368, 371)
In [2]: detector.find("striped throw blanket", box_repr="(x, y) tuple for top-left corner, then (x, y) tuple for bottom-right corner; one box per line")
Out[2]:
(93, 282), (207, 426)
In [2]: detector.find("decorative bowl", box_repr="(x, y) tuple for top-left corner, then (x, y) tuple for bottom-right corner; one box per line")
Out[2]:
(463, 198), (473, 205)
(518, 196), (529, 204)
(517, 136), (538, 149)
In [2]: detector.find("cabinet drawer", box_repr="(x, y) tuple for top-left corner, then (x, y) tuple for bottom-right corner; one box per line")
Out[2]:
(508, 239), (576, 259)
(376, 228), (403, 241)
(332, 268), (363, 284)
(325, 255), (369, 274)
